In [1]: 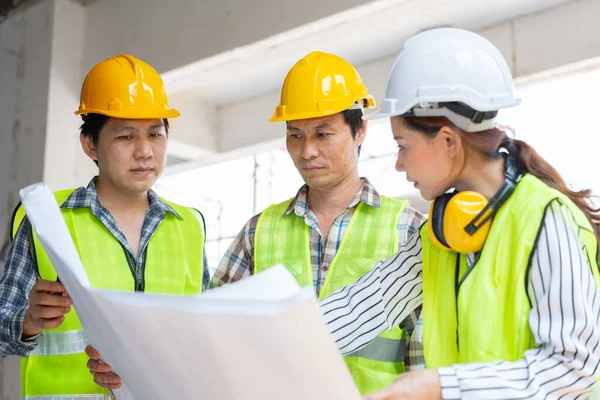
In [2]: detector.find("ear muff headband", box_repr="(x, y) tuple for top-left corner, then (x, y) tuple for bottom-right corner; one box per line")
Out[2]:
(464, 153), (520, 235)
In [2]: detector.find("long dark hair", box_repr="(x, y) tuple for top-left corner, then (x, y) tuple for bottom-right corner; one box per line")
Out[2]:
(403, 116), (600, 243)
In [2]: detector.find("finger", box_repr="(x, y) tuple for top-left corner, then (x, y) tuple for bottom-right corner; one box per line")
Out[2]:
(93, 377), (121, 389)
(93, 372), (122, 388)
(85, 345), (101, 359)
(35, 305), (71, 319)
(33, 316), (65, 330)
(87, 359), (112, 373)
(35, 293), (73, 307)
(33, 280), (66, 294)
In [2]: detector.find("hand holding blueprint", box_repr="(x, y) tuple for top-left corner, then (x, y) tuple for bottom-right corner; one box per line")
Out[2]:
(19, 183), (361, 400)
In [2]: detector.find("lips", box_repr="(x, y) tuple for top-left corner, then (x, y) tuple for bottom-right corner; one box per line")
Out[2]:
(131, 168), (154, 175)
(302, 166), (323, 172)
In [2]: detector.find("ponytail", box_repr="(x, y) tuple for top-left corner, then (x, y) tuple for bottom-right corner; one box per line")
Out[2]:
(507, 137), (600, 243)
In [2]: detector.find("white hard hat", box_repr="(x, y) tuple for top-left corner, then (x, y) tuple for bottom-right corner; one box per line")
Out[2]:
(365, 28), (521, 132)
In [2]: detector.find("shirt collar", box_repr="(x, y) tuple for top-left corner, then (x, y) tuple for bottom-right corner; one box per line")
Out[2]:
(281, 177), (381, 218)
(61, 177), (182, 219)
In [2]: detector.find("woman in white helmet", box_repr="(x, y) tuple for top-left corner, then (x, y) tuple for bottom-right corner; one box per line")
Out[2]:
(320, 28), (600, 399)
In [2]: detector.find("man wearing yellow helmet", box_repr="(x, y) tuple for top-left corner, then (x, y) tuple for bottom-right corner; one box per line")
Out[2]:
(209, 51), (425, 395)
(0, 54), (209, 399)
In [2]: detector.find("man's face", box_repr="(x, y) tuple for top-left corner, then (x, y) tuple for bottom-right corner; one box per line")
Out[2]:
(286, 113), (365, 189)
(86, 118), (168, 195)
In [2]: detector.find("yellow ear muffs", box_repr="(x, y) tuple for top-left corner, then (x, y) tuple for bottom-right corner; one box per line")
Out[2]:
(428, 192), (455, 251)
(428, 151), (521, 253)
(429, 191), (493, 254)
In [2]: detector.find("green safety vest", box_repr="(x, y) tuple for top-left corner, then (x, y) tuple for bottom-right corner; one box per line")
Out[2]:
(254, 196), (409, 395)
(12, 189), (205, 399)
(421, 174), (600, 391)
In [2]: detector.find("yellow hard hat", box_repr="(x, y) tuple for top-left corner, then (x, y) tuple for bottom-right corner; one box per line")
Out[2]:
(270, 51), (375, 122)
(75, 54), (180, 119)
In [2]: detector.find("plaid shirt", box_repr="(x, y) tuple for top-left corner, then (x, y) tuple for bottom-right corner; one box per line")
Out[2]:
(0, 177), (209, 357)
(210, 178), (426, 370)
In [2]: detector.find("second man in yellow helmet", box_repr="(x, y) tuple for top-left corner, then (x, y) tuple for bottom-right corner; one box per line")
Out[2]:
(210, 51), (425, 394)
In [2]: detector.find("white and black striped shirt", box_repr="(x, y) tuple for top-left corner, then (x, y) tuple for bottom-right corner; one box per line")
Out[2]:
(320, 201), (600, 399)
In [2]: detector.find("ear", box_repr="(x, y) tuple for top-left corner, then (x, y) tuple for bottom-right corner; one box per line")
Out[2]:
(80, 134), (98, 162)
(438, 125), (462, 159)
(354, 120), (367, 147)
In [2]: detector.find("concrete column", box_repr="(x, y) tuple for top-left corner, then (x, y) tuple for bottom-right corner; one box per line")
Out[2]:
(0, 0), (87, 397)
(44, 0), (94, 190)
(0, 0), (53, 256)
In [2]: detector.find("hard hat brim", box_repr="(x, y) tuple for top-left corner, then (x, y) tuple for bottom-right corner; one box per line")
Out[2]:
(74, 108), (180, 119)
(269, 96), (374, 123)
(269, 108), (344, 123)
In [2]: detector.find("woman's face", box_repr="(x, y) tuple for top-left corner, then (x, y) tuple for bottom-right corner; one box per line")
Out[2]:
(391, 117), (461, 201)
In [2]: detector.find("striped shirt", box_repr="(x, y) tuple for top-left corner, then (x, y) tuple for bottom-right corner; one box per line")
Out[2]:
(0, 177), (210, 357)
(320, 200), (600, 399)
(210, 178), (426, 370)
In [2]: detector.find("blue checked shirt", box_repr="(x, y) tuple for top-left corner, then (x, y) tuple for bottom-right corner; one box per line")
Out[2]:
(210, 177), (426, 369)
(0, 177), (209, 357)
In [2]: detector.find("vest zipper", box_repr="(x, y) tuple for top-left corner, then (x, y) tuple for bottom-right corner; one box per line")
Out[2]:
(454, 256), (460, 351)
(121, 245), (145, 292)
(139, 247), (148, 292)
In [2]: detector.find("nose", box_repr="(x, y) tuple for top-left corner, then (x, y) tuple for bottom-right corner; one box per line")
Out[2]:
(395, 152), (405, 172)
(134, 136), (153, 160)
(300, 136), (319, 160)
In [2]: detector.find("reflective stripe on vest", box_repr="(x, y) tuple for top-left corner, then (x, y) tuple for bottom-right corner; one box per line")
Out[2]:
(13, 188), (205, 399)
(254, 195), (409, 395)
(346, 336), (407, 363)
(25, 395), (113, 400)
(421, 174), (600, 370)
(30, 330), (88, 356)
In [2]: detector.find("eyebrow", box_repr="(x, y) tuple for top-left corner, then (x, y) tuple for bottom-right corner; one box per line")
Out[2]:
(113, 123), (164, 133)
(393, 135), (405, 140)
(286, 123), (333, 132)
